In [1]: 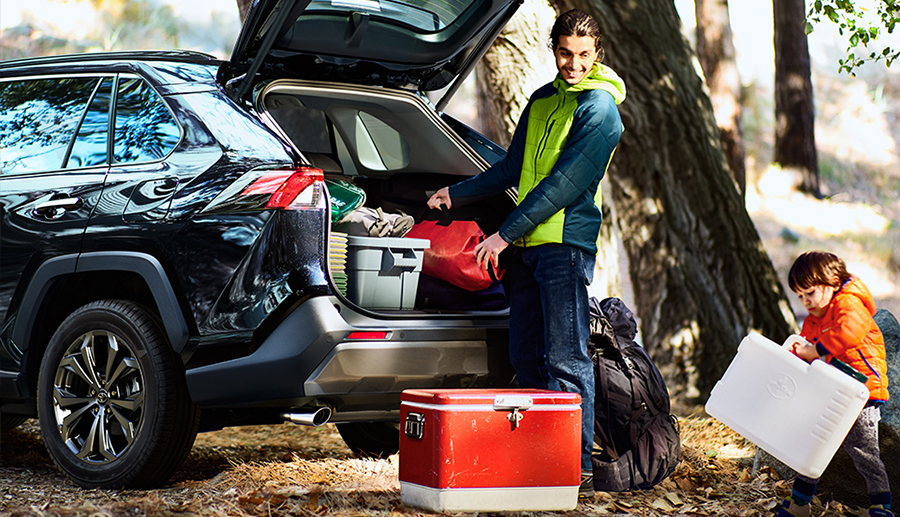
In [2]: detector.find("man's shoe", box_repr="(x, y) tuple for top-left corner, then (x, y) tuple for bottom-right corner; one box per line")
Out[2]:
(869, 506), (894, 517)
(579, 471), (595, 499)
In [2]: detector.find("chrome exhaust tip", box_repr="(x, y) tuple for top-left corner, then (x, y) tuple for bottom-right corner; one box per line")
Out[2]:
(281, 407), (332, 427)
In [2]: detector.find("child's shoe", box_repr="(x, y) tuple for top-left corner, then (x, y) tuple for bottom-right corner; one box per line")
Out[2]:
(773, 499), (811, 517)
(868, 506), (894, 517)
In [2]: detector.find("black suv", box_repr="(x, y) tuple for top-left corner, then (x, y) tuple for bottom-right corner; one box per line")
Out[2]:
(0, 0), (520, 488)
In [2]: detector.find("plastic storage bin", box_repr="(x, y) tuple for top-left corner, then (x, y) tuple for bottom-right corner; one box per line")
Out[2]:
(705, 332), (869, 478)
(399, 389), (581, 512)
(345, 235), (429, 310)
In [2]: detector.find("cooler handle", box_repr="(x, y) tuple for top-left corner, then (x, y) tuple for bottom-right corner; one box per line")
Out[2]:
(494, 395), (533, 430)
(782, 334), (810, 350)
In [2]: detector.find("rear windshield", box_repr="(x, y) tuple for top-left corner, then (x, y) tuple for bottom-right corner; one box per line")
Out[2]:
(305, 0), (474, 32)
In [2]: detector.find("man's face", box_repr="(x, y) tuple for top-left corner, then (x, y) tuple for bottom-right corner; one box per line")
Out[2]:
(554, 34), (598, 85)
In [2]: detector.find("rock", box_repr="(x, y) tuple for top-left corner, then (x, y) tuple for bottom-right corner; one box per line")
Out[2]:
(754, 309), (900, 507)
(779, 227), (800, 243)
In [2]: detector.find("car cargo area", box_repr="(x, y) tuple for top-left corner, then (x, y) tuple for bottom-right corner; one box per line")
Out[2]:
(261, 80), (516, 315)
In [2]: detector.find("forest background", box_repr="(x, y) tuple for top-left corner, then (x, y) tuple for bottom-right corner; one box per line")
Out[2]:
(1, 0), (898, 393)
(1, 1), (899, 515)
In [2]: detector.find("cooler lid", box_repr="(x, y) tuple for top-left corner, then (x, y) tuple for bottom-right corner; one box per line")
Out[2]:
(401, 388), (581, 407)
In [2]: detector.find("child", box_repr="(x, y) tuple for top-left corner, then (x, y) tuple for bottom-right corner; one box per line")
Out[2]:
(774, 251), (892, 517)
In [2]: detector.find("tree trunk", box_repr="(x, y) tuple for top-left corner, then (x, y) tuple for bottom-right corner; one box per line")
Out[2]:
(773, 0), (820, 197)
(236, 0), (252, 24)
(542, 0), (795, 399)
(475, 2), (557, 147)
(695, 0), (747, 198)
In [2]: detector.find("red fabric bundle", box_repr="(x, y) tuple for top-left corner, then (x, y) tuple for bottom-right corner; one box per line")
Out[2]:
(405, 220), (503, 291)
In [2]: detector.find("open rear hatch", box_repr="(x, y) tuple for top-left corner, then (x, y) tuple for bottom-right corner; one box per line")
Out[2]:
(222, 0), (522, 315)
(221, 0), (522, 108)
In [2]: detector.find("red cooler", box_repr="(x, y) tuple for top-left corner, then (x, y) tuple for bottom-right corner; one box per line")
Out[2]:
(399, 388), (581, 512)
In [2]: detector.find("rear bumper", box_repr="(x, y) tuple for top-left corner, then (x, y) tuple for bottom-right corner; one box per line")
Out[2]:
(184, 296), (512, 420)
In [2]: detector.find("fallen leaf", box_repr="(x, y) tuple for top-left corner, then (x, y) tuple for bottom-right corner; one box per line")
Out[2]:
(664, 491), (684, 506)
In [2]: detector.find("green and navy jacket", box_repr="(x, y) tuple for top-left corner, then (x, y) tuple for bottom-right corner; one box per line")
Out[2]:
(449, 63), (626, 255)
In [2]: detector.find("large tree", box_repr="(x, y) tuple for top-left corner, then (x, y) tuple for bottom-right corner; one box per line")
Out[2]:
(477, 0), (796, 399)
(774, 0), (820, 197)
(695, 0), (747, 199)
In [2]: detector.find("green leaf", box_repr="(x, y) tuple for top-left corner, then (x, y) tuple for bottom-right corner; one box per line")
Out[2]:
(805, 21), (815, 35)
(850, 33), (860, 46)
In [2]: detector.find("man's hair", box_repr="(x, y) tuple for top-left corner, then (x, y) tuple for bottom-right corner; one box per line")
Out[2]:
(550, 9), (605, 62)
(788, 251), (851, 292)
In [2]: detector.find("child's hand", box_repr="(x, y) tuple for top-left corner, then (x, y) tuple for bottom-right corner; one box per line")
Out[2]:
(790, 340), (820, 362)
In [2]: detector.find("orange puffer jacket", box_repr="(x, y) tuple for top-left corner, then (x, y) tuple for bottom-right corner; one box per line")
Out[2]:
(800, 275), (888, 401)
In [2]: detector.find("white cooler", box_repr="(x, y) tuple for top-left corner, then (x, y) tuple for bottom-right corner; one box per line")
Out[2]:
(705, 332), (869, 478)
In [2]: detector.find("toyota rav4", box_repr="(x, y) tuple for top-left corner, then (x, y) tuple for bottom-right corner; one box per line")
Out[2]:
(0, 0), (520, 488)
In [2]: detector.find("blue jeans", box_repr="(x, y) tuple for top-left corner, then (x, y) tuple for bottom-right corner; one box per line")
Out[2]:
(508, 244), (596, 472)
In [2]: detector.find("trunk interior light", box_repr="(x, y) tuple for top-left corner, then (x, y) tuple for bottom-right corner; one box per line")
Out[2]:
(346, 331), (389, 340)
(240, 167), (325, 210)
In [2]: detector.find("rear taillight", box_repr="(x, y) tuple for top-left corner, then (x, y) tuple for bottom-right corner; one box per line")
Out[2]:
(240, 167), (325, 210)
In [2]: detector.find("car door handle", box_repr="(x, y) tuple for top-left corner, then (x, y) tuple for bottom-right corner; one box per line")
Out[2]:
(34, 197), (84, 219)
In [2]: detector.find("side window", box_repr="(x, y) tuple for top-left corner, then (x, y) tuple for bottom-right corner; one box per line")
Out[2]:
(113, 77), (180, 164)
(66, 77), (113, 169)
(0, 77), (99, 175)
(355, 111), (409, 171)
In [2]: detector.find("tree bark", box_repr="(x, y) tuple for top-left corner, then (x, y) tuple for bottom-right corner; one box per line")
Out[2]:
(475, 2), (557, 147)
(773, 0), (820, 197)
(236, 0), (252, 24)
(695, 0), (747, 198)
(539, 0), (795, 399)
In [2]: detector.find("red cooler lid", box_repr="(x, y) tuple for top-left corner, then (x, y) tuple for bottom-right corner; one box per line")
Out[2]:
(400, 388), (581, 406)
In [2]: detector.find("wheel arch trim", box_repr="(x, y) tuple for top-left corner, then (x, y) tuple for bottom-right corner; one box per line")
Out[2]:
(12, 251), (191, 354)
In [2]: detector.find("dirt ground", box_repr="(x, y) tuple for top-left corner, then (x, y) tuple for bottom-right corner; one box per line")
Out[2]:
(0, 404), (882, 517)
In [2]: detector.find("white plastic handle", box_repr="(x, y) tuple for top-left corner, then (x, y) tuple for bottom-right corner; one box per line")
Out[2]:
(782, 334), (811, 350)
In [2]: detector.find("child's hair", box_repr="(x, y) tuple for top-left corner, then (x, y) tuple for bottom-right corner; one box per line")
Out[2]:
(788, 251), (851, 292)
(550, 9), (605, 62)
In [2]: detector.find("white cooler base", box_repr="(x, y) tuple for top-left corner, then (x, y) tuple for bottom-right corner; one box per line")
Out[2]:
(400, 482), (578, 512)
(706, 333), (869, 478)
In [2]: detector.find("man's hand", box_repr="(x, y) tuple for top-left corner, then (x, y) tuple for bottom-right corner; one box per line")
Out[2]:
(427, 187), (452, 210)
(474, 232), (509, 271)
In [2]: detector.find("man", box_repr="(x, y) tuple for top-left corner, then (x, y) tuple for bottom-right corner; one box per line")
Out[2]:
(427, 9), (626, 499)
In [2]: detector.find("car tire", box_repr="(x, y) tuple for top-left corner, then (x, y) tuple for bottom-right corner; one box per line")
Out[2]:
(336, 421), (400, 457)
(37, 299), (200, 488)
(1, 415), (28, 431)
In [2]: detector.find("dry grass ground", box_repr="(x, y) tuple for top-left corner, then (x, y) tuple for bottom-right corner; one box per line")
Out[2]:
(0, 406), (881, 517)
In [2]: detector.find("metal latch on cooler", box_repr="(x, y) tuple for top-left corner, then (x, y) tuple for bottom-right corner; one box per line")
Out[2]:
(493, 395), (533, 430)
(404, 412), (425, 439)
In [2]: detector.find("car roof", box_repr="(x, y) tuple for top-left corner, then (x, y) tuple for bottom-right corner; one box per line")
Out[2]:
(0, 50), (222, 90)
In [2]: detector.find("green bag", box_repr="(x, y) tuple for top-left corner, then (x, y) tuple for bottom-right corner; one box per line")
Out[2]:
(326, 179), (365, 223)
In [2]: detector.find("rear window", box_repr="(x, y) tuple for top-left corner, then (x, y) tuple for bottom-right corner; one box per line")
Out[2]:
(305, 0), (474, 32)
(113, 77), (181, 163)
(0, 77), (99, 175)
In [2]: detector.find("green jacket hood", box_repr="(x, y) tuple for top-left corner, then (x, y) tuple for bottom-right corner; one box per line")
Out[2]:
(554, 63), (626, 104)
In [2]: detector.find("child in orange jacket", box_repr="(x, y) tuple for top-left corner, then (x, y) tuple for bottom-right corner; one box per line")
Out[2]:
(773, 251), (891, 517)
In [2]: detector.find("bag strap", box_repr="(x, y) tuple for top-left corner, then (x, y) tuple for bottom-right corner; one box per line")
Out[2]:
(593, 355), (620, 461)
